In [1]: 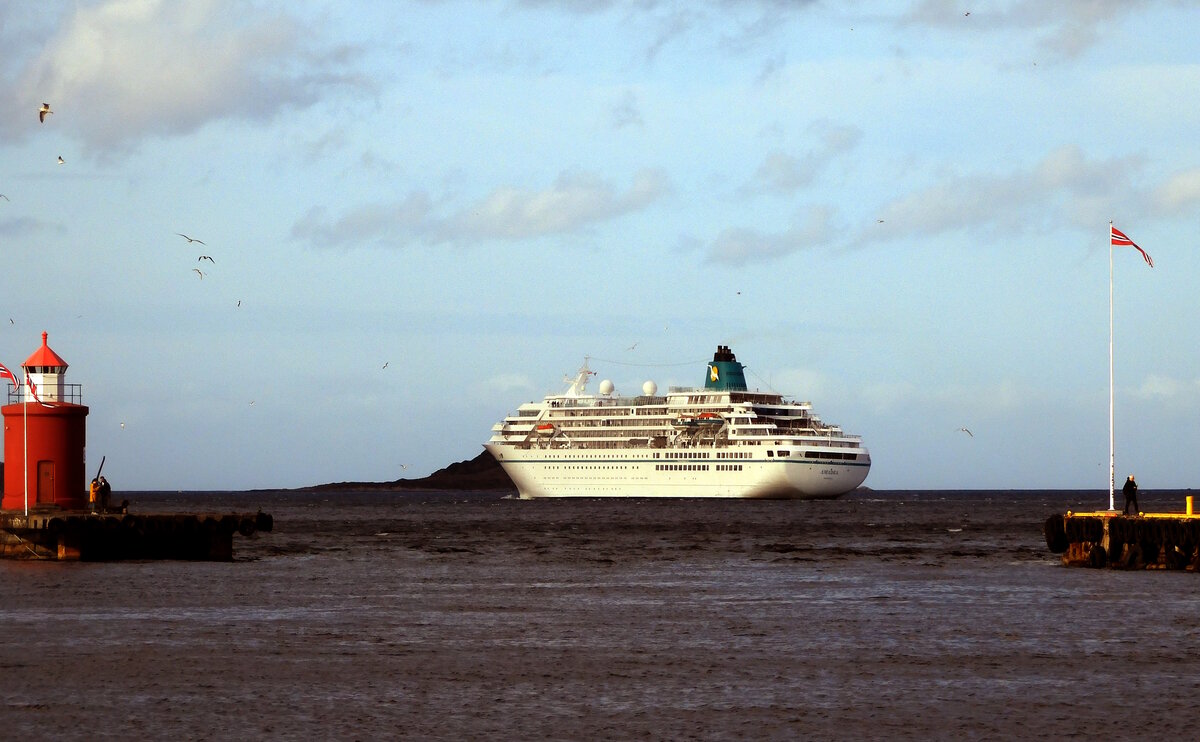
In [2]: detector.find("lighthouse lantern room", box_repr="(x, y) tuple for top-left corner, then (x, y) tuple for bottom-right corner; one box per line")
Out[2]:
(2, 332), (90, 511)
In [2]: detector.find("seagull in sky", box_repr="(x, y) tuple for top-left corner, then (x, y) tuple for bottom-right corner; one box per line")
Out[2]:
(57, 156), (64, 165)
(176, 233), (205, 245)
(198, 255), (214, 263)
(39, 103), (52, 123)
(382, 361), (389, 369)
(236, 300), (241, 308)
(0, 194), (9, 201)
(958, 427), (974, 438)
(192, 268), (205, 279)
(627, 342), (638, 351)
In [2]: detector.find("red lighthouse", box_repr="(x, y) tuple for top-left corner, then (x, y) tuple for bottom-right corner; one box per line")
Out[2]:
(2, 332), (89, 511)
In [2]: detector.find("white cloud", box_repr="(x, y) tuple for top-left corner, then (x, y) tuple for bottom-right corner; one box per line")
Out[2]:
(3, 0), (369, 153)
(1151, 168), (1200, 215)
(900, 0), (1148, 58)
(292, 169), (672, 248)
(1133, 374), (1200, 401)
(851, 145), (1144, 248)
(704, 204), (836, 265)
(745, 121), (861, 195)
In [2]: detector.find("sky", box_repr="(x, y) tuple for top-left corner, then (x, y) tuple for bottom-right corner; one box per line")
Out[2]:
(2, 0), (1199, 492)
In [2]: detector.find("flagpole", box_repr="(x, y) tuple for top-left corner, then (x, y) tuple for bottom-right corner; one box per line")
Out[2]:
(1108, 221), (1116, 511)
(24, 372), (29, 517)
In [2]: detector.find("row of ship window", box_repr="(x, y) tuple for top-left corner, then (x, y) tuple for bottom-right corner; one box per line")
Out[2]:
(654, 464), (746, 471)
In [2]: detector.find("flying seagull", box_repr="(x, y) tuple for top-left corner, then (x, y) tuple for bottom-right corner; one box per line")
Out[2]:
(176, 233), (205, 245)
(382, 362), (389, 369)
(0, 194), (9, 201)
(198, 255), (214, 263)
(958, 427), (974, 438)
(39, 103), (52, 123)
(192, 268), (205, 279)
(57, 156), (64, 165)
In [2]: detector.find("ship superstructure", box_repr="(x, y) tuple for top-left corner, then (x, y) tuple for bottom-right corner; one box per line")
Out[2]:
(484, 346), (870, 499)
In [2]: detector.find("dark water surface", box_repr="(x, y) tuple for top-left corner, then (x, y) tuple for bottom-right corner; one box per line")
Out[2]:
(3, 489), (1199, 739)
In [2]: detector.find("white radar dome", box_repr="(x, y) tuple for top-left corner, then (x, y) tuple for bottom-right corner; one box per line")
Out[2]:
(642, 380), (657, 396)
(598, 379), (615, 395)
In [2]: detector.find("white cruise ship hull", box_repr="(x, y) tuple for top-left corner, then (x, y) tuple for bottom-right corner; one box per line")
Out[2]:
(485, 444), (869, 499)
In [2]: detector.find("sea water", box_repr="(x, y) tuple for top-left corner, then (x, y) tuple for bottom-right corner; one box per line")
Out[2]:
(2, 489), (1198, 739)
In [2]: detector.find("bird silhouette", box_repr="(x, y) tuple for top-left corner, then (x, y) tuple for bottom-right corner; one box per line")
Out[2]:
(176, 233), (205, 245)
(192, 268), (205, 279)
(958, 427), (973, 437)
(382, 362), (389, 369)
(57, 156), (64, 165)
(198, 255), (214, 263)
(0, 194), (9, 201)
(39, 103), (52, 123)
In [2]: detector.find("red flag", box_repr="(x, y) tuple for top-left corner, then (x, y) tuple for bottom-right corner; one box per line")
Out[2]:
(24, 375), (50, 407)
(1111, 225), (1154, 267)
(0, 362), (17, 392)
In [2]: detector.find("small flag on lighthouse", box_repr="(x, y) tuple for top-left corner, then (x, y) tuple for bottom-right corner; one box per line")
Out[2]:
(0, 362), (17, 391)
(23, 374), (50, 406)
(1111, 224), (1154, 267)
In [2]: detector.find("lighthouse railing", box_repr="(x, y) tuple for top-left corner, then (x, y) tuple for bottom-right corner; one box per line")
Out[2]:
(5, 383), (83, 405)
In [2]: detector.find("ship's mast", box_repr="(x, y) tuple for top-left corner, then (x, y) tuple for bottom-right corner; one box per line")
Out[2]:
(563, 357), (595, 397)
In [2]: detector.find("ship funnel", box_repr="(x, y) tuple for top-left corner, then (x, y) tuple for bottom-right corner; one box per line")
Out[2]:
(704, 345), (748, 391)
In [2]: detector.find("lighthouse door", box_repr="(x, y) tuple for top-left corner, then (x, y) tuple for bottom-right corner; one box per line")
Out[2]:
(37, 460), (55, 504)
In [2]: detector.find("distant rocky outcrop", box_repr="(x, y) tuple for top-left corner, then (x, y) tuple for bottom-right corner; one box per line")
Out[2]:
(306, 450), (515, 492)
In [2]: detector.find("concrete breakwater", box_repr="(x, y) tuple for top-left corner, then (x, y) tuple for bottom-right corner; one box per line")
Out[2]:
(0, 511), (273, 561)
(1045, 500), (1200, 570)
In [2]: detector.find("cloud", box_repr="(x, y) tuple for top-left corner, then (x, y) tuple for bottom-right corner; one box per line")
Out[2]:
(900, 0), (1153, 59)
(704, 142), (1200, 266)
(745, 121), (861, 195)
(849, 145), (1144, 248)
(610, 90), (644, 130)
(704, 205), (836, 265)
(292, 168), (672, 248)
(0, 216), (61, 238)
(1151, 168), (1200, 216)
(1133, 374), (1200, 401)
(2, 0), (369, 153)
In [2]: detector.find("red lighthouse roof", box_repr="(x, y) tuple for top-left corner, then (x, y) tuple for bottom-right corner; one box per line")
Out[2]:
(23, 331), (68, 369)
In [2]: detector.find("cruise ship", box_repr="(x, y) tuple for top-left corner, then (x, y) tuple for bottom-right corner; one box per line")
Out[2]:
(484, 345), (870, 499)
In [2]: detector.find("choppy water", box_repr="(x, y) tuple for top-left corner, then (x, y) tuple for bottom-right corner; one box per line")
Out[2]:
(3, 489), (1199, 739)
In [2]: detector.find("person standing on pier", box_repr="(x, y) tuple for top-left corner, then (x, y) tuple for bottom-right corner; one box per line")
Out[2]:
(89, 478), (100, 514)
(1122, 475), (1140, 515)
(98, 477), (111, 514)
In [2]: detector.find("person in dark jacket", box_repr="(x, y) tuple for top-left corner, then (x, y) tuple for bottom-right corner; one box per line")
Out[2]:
(1122, 474), (1139, 515)
(98, 476), (112, 513)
